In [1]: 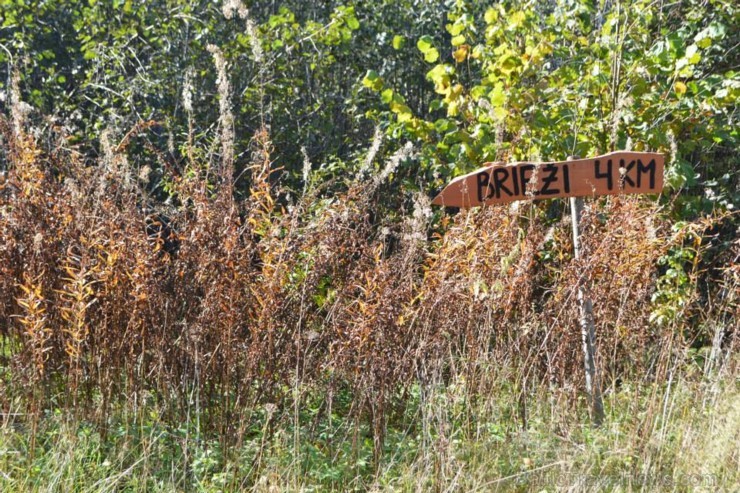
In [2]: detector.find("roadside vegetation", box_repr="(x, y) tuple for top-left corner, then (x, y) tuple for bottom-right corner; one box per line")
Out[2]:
(0, 0), (737, 490)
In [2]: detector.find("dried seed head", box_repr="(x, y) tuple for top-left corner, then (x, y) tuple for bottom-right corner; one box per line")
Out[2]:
(263, 402), (277, 417)
(10, 69), (32, 136)
(375, 142), (413, 188)
(222, 0), (248, 20)
(139, 165), (152, 183)
(33, 232), (43, 255)
(301, 146), (311, 194)
(182, 69), (194, 113)
(667, 128), (678, 167)
(207, 44), (235, 182)
(360, 126), (383, 177)
(402, 192), (432, 252)
(245, 18), (264, 65)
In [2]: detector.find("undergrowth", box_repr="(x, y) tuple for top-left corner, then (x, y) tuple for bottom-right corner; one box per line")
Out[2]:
(0, 52), (737, 489)
(0, 370), (737, 491)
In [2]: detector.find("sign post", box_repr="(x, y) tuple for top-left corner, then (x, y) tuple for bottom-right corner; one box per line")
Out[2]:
(432, 151), (664, 426)
(568, 156), (604, 426)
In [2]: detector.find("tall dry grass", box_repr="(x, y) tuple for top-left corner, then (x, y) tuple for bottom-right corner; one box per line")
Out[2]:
(0, 85), (737, 474)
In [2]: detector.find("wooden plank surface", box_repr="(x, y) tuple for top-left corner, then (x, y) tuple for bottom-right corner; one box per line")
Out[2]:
(431, 151), (664, 208)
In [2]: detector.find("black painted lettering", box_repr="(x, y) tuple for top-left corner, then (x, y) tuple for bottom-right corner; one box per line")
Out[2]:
(477, 171), (490, 203)
(492, 167), (514, 198)
(620, 159), (636, 188)
(563, 164), (571, 193)
(636, 159), (656, 189)
(540, 164), (560, 195)
(595, 159), (613, 191)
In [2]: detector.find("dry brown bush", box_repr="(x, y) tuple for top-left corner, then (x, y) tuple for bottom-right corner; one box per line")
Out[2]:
(0, 114), (736, 458)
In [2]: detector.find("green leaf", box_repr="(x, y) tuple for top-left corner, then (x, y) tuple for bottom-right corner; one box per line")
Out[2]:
(685, 44), (701, 65)
(447, 23), (464, 36)
(665, 159), (697, 190)
(507, 11), (526, 30)
(451, 35), (466, 47)
(470, 85), (487, 99)
(346, 16), (359, 30)
(498, 54), (520, 74)
(424, 48), (439, 63)
(667, 33), (682, 53)
(492, 106), (507, 121)
(426, 64), (454, 94)
(434, 118), (455, 133)
(484, 7), (499, 24)
(391, 101), (413, 122)
(362, 70), (383, 91)
(390, 101), (411, 114)
(695, 22), (726, 48)
(416, 35), (434, 53)
(381, 89), (394, 104)
(392, 35), (405, 50)
(695, 37), (712, 49)
(489, 83), (505, 107)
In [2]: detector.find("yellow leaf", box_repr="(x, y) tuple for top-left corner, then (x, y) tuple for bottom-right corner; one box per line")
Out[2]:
(493, 106), (508, 121)
(451, 35), (466, 47)
(675, 81), (687, 96)
(453, 45), (469, 63)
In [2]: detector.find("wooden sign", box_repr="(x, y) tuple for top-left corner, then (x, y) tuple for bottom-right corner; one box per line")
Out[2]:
(432, 151), (664, 208)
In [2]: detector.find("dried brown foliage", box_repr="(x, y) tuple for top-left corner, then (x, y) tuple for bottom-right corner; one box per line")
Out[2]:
(0, 114), (736, 454)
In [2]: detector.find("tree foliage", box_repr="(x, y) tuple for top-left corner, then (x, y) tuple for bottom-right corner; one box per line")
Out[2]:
(3, 0), (735, 214)
(363, 0), (738, 216)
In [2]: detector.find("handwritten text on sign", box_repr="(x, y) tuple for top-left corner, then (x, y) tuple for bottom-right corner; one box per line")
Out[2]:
(431, 151), (664, 208)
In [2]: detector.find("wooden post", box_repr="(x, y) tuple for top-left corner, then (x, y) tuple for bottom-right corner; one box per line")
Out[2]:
(568, 156), (605, 426)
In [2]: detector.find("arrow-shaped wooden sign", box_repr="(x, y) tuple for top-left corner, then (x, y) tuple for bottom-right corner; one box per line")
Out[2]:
(432, 151), (664, 208)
